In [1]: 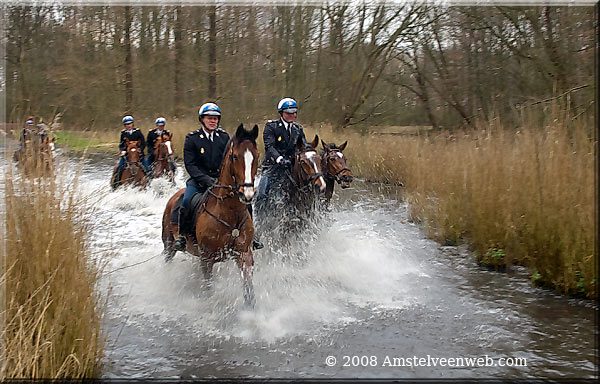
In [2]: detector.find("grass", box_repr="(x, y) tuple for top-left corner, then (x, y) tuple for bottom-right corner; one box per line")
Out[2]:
(1, 158), (107, 378)
(45, 110), (596, 298)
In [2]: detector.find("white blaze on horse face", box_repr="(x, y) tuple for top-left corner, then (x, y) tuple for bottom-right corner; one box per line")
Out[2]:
(243, 149), (255, 200)
(306, 151), (326, 190)
(49, 142), (55, 151)
(165, 141), (173, 155)
(131, 148), (136, 152)
(336, 152), (344, 159)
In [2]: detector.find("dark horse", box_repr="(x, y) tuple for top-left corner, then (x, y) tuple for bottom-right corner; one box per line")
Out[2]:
(111, 139), (148, 189)
(161, 124), (259, 306)
(320, 140), (353, 205)
(254, 135), (326, 239)
(152, 132), (175, 183)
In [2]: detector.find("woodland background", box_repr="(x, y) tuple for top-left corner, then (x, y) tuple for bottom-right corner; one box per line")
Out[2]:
(3, 3), (596, 131)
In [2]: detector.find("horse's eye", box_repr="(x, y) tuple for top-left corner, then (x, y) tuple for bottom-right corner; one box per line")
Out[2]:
(232, 155), (238, 160)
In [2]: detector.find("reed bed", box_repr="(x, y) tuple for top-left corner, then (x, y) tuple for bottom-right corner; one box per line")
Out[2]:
(2, 157), (106, 378)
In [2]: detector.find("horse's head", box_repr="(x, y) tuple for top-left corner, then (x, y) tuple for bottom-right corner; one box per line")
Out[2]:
(227, 124), (259, 204)
(294, 135), (326, 192)
(155, 132), (173, 160)
(125, 139), (141, 162)
(321, 139), (353, 188)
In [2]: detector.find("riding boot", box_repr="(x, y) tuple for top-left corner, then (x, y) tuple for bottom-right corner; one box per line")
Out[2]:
(247, 205), (264, 250)
(174, 206), (188, 251)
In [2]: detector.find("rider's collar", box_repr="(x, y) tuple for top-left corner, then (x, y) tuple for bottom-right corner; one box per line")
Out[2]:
(201, 127), (215, 140)
(281, 118), (293, 130)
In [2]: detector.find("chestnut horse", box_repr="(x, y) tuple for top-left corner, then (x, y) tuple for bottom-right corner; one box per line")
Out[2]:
(320, 140), (353, 204)
(152, 132), (175, 183)
(287, 134), (327, 214)
(114, 139), (148, 189)
(15, 133), (55, 177)
(161, 124), (259, 306)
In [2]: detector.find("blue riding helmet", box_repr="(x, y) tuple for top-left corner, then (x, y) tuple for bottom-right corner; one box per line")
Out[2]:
(155, 117), (166, 126)
(277, 98), (298, 113)
(122, 115), (134, 125)
(199, 103), (221, 118)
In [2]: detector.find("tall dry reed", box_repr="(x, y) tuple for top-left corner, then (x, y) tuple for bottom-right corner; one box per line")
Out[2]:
(2, 158), (106, 378)
(310, 115), (595, 298)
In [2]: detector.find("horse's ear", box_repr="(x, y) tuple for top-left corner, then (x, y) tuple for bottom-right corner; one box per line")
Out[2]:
(251, 124), (259, 141)
(296, 135), (304, 150)
(338, 140), (347, 151)
(125, 138), (130, 144)
(169, 132), (173, 139)
(321, 139), (329, 151)
(310, 135), (319, 149)
(235, 123), (245, 139)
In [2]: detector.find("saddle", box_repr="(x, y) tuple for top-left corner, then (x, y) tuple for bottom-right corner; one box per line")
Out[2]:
(170, 189), (209, 236)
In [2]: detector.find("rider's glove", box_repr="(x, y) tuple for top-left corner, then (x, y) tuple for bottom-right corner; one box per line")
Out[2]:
(120, 151), (126, 156)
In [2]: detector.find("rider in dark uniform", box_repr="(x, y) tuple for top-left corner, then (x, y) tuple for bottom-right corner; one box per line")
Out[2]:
(255, 97), (307, 208)
(111, 115), (149, 189)
(174, 103), (230, 250)
(174, 103), (263, 251)
(145, 117), (176, 174)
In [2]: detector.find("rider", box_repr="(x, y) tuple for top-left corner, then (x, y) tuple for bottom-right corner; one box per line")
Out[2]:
(174, 103), (230, 251)
(111, 115), (149, 189)
(255, 97), (307, 207)
(145, 117), (176, 174)
(174, 103), (263, 251)
(19, 116), (35, 147)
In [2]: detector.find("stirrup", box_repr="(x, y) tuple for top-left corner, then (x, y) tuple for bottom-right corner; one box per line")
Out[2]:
(174, 236), (186, 251)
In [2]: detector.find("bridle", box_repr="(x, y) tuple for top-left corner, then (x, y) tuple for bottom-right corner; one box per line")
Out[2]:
(286, 147), (323, 193)
(125, 146), (143, 176)
(202, 141), (257, 245)
(324, 149), (352, 184)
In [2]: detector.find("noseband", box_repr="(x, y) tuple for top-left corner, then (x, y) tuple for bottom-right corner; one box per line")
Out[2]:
(325, 150), (352, 184)
(286, 148), (323, 193)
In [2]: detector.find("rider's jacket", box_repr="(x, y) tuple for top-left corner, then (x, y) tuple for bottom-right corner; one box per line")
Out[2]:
(183, 127), (230, 189)
(119, 128), (146, 156)
(261, 118), (307, 177)
(147, 128), (171, 162)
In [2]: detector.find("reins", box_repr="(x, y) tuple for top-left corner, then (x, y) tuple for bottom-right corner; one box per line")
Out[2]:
(197, 140), (255, 246)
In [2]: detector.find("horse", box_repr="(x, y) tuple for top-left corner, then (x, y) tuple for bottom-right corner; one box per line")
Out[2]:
(161, 124), (259, 306)
(38, 136), (55, 175)
(320, 140), (353, 205)
(112, 139), (148, 189)
(152, 132), (175, 183)
(14, 132), (54, 177)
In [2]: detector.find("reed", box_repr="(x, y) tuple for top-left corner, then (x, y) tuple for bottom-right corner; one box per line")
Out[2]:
(308, 117), (596, 299)
(2, 158), (107, 378)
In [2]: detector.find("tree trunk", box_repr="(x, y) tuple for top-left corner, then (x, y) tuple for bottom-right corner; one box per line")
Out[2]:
(207, 5), (217, 100)
(124, 5), (133, 113)
(174, 6), (183, 117)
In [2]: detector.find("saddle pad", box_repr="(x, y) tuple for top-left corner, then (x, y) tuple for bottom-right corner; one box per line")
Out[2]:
(170, 194), (185, 223)
(169, 189), (209, 228)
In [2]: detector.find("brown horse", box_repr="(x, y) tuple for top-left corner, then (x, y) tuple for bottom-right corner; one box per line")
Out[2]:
(320, 140), (353, 204)
(112, 139), (148, 189)
(152, 132), (175, 183)
(38, 136), (55, 175)
(15, 133), (55, 177)
(288, 134), (327, 212)
(161, 124), (259, 306)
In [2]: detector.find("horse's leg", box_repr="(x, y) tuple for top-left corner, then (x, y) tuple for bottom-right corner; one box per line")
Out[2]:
(200, 260), (214, 293)
(162, 219), (176, 262)
(237, 251), (255, 308)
